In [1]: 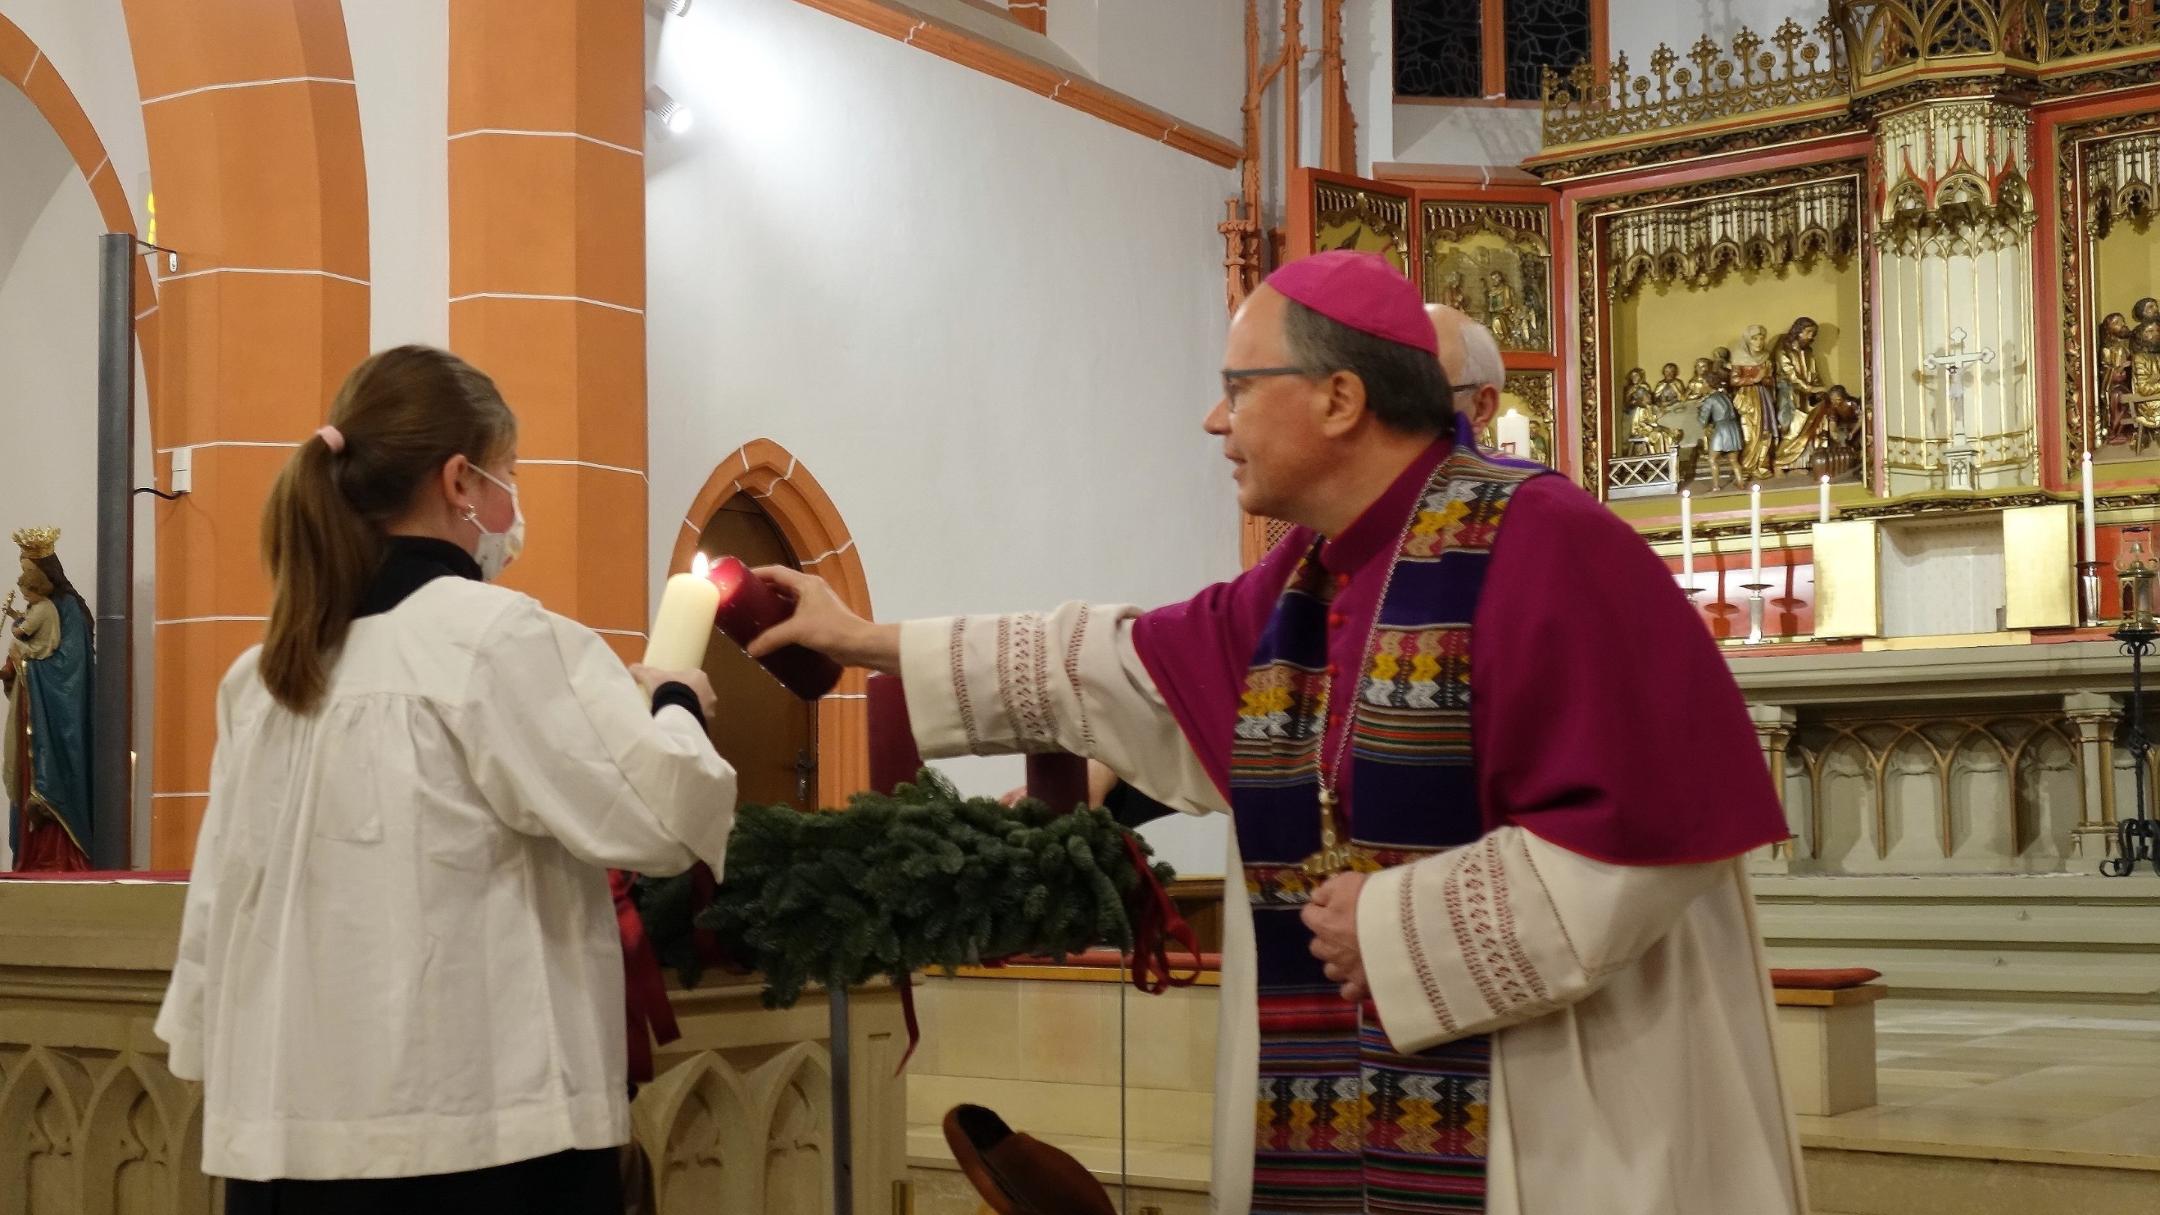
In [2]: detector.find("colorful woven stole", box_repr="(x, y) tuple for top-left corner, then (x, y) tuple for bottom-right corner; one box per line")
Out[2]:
(1229, 446), (1545, 1213)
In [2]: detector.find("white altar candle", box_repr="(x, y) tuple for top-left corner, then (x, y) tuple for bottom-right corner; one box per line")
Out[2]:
(1495, 409), (1531, 458)
(644, 553), (722, 670)
(1819, 474), (1831, 524)
(1680, 490), (1695, 584)
(2082, 451), (2098, 566)
(1749, 483), (1763, 585)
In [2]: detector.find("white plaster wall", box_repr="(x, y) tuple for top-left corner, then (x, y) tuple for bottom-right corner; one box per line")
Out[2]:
(343, 0), (449, 350)
(0, 132), (155, 864)
(0, 169), (100, 606)
(0, 0), (149, 228)
(1047, 0), (1244, 139)
(1392, 102), (1542, 167)
(647, 0), (1242, 871)
(0, 82), (72, 281)
(1605, 0), (1833, 65)
(1343, 0), (1393, 175)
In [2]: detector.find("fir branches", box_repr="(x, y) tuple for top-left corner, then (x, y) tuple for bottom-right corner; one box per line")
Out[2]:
(634, 770), (1173, 1008)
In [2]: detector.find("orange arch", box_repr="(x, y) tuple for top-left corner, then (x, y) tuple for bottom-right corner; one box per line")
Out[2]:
(0, 14), (163, 421)
(118, 0), (371, 867)
(675, 440), (873, 807)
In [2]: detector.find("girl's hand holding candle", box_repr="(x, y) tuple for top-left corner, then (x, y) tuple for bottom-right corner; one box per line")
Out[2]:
(629, 665), (718, 718)
(642, 554), (846, 700)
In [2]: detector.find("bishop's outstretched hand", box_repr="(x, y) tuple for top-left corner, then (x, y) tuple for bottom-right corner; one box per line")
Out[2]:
(746, 566), (903, 675)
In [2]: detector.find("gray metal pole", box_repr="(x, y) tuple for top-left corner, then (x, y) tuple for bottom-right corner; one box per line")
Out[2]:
(830, 986), (853, 1215)
(91, 232), (134, 870)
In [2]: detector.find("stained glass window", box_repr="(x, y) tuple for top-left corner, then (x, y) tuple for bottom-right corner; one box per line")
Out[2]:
(1503, 0), (1592, 100)
(1395, 1), (1594, 102)
(1395, 0), (1484, 99)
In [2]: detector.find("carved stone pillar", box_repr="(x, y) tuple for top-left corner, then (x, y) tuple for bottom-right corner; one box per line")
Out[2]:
(2065, 690), (2120, 860)
(1749, 704), (1801, 870)
(1874, 98), (2039, 494)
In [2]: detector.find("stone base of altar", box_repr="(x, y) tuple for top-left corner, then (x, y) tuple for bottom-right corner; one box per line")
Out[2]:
(1757, 874), (2160, 1002)
(0, 877), (907, 1215)
(1733, 635), (2158, 877)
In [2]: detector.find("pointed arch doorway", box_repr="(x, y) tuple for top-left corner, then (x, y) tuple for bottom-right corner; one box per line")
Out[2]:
(673, 440), (872, 809)
(695, 492), (816, 808)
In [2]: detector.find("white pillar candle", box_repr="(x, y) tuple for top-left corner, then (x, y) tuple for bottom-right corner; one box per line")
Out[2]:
(1819, 474), (1832, 524)
(1680, 490), (1694, 584)
(1749, 483), (1763, 586)
(1495, 409), (1531, 458)
(2082, 451), (2098, 566)
(644, 553), (722, 670)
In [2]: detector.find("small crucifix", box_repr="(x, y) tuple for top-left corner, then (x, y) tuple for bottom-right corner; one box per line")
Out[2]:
(1924, 326), (1996, 450)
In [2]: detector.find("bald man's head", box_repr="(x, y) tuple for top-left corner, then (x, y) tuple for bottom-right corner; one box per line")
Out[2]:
(1425, 304), (1504, 434)
(1426, 303), (1469, 382)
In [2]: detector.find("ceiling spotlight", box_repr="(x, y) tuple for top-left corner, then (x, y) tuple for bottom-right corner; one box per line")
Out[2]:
(648, 0), (692, 15)
(646, 86), (693, 136)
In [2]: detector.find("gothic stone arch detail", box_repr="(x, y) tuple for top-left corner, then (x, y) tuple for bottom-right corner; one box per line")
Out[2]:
(674, 440), (872, 807)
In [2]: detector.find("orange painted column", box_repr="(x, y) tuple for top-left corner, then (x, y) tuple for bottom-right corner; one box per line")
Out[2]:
(119, 0), (370, 867)
(448, 1), (648, 662)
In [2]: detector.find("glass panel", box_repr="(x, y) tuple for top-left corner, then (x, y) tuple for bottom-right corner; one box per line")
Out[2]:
(1503, 0), (1592, 101)
(1395, 0), (1485, 99)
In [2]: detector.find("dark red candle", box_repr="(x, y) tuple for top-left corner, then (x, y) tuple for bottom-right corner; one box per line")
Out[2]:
(1026, 752), (1091, 814)
(866, 673), (924, 795)
(705, 555), (843, 700)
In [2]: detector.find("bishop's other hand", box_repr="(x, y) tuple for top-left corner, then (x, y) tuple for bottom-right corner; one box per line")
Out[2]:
(1302, 870), (1370, 1004)
(746, 566), (903, 675)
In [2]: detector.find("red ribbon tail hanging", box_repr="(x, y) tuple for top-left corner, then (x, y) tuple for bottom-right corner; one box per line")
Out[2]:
(894, 971), (923, 1076)
(1121, 835), (1202, 995)
(612, 869), (681, 1084)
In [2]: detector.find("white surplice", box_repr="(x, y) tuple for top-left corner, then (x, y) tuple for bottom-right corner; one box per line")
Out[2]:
(899, 604), (1807, 1215)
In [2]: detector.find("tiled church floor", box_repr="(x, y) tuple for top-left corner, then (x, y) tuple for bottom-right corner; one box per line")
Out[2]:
(911, 999), (2160, 1213)
(1796, 999), (2160, 1171)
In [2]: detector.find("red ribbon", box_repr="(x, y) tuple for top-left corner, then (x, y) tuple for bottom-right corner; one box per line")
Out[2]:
(611, 869), (681, 1084)
(889, 839), (1198, 1077)
(1121, 833), (1203, 994)
(897, 972), (923, 1074)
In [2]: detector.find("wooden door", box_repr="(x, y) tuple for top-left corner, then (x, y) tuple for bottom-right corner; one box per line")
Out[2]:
(697, 493), (819, 809)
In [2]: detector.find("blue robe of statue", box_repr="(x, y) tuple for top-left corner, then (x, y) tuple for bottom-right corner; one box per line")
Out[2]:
(8, 594), (94, 862)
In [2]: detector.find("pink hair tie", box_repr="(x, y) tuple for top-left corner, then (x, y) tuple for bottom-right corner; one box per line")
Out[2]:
(315, 425), (345, 453)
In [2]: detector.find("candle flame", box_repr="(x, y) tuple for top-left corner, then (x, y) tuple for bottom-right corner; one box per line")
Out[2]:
(691, 552), (710, 578)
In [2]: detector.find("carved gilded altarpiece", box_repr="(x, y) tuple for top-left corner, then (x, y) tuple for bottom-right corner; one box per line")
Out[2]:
(2059, 113), (2160, 475)
(1421, 201), (1553, 354)
(1499, 370), (1555, 466)
(1871, 99), (2040, 494)
(1296, 174), (1418, 283)
(1580, 169), (1872, 503)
